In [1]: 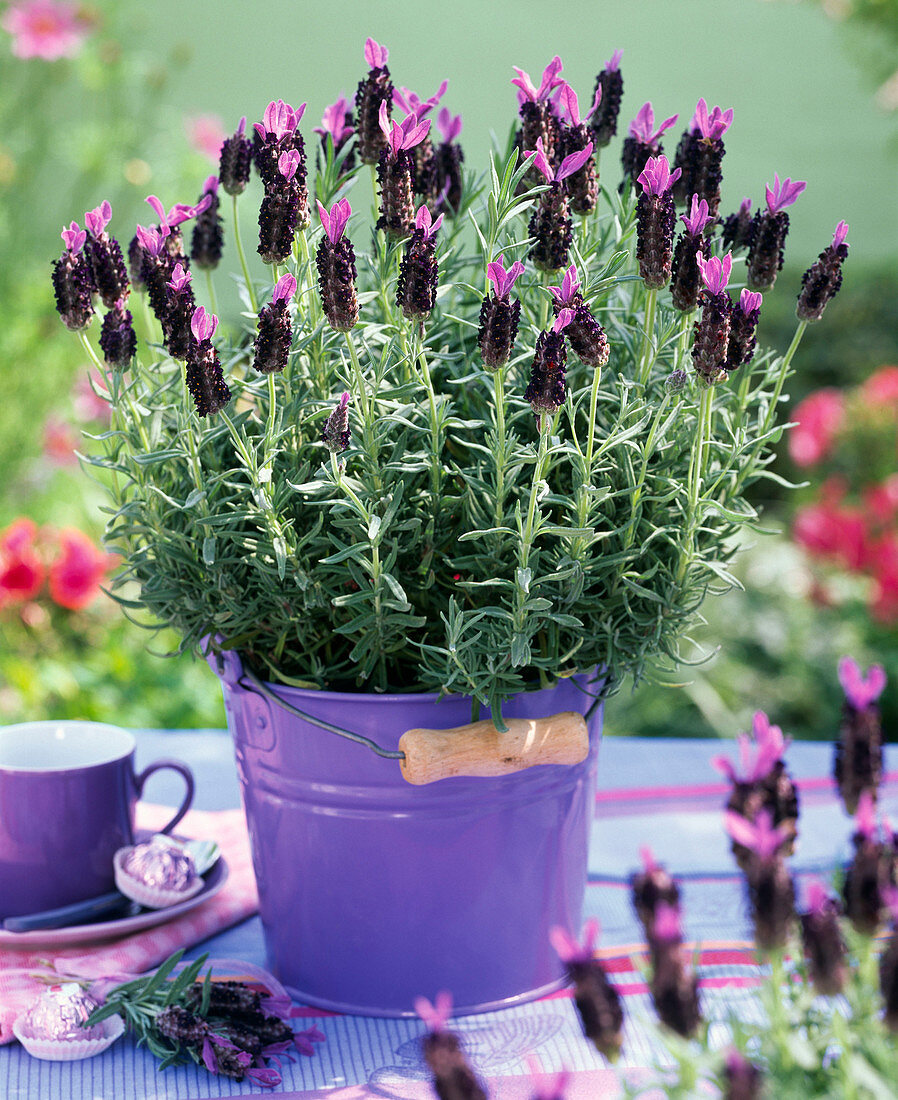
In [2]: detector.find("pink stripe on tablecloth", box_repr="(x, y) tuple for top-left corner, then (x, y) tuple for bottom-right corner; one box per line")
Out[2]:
(0, 804), (257, 1045)
(595, 769), (898, 806)
(211, 1068), (643, 1099)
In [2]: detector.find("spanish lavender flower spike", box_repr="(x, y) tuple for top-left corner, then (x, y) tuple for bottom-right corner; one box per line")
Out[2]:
(191, 176), (224, 270)
(555, 82), (600, 215)
(635, 155), (681, 289)
(670, 196), (711, 312)
(725, 809), (796, 951)
(621, 102), (678, 187)
(253, 273), (296, 374)
(797, 220), (849, 322)
(723, 1050), (763, 1100)
(671, 98), (734, 216)
(395, 81), (447, 205)
(415, 990), (488, 1100)
(478, 254), (524, 370)
(630, 846), (681, 941)
(590, 50), (623, 148)
(548, 262), (609, 367)
(648, 902), (701, 1038)
(525, 140), (592, 271)
(725, 289), (762, 372)
(185, 307), (231, 418)
(52, 221), (94, 331)
(316, 199), (359, 332)
(549, 920), (624, 1062)
(258, 151), (302, 264)
(799, 880), (848, 996)
(253, 99), (304, 190)
(513, 56), (564, 168)
(376, 101), (431, 237)
(721, 197), (753, 252)
(746, 174), (807, 291)
(84, 200), (130, 308)
(355, 37), (393, 165)
(322, 392), (351, 454)
(98, 297), (137, 368)
(429, 108), (465, 216)
(161, 261), (197, 360)
(314, 96), (356, 175)
(219, 117), (253, 196)
(525, 309), (572, 421)
(396, 204), (442, 320)
(843, 790), (891, 936)
(834, 655), (886, 815)
(691, 252), (733, 385)
(527, 1060), (571, 1100)
(880, 889), (898, 1032)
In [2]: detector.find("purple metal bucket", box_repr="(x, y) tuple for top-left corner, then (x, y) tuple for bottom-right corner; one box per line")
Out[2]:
(212, 651), (603, 1016)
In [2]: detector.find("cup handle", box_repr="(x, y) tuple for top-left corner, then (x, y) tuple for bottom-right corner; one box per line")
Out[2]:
(134, 760), (195, 835)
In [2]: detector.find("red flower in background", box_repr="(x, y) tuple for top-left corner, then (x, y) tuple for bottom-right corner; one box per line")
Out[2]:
(788, 388), (845, 468)
(47, 528), (113, 610)
(0, 519), (45, 604)
(791, 366), (898, 623)
(793, 492), (869, 571)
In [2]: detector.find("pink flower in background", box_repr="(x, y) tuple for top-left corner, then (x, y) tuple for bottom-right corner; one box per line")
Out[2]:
(788, 388), (845, 467)
(0, 519), (45, 605)
(186, 113), (226, 163)
(47, 528), (113, 610)
(72, 368), (111, 422)
(2, 0), (91, 61)
(42, 415), (79, 465)
(859, 365), (898, 408)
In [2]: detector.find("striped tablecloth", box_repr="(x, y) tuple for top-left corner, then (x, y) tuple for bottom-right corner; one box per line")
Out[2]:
(1, 731), (892, 1099)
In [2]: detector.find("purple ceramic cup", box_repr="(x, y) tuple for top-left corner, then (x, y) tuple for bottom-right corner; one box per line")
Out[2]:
(0, 721), (194, 920)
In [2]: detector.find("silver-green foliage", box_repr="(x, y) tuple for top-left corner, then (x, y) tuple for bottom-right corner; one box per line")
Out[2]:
(85, 143), (799, 719)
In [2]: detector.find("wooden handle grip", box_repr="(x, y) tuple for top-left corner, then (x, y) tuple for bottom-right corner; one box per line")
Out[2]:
(398, 711), (589, 785)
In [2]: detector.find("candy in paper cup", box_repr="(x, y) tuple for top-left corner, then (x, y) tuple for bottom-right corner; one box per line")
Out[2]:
(13, 983), (124, 1061)
(114, 835), (205, 909)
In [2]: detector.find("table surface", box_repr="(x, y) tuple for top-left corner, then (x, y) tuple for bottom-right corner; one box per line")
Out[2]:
(2, 730), (894, 1099)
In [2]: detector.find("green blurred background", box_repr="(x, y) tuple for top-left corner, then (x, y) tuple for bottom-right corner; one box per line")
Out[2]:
(1, 0), (896, 737)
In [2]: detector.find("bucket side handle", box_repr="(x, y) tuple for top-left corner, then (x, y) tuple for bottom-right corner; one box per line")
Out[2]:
(398, 712), (589, 785)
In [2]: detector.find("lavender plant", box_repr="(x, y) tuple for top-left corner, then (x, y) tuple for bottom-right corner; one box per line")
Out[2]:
(55, 42), (843, 721)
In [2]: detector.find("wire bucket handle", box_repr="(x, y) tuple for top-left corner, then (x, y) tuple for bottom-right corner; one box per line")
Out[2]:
(213, 651), (598, 785)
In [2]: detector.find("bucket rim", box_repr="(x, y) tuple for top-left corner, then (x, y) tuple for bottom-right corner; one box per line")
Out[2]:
(216, 664), (605, 706)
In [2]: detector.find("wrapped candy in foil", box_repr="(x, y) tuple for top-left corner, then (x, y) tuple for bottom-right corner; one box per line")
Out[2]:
(23, 984), (103, 1042)
(121, 835), (197, 891)
(114, 834), (205, 909)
